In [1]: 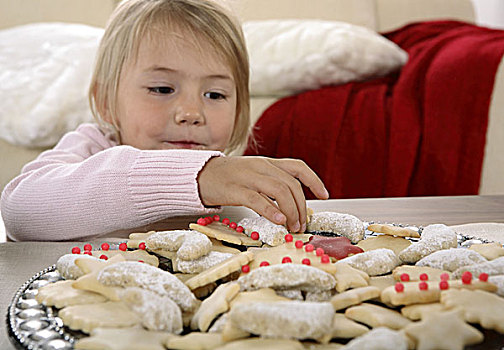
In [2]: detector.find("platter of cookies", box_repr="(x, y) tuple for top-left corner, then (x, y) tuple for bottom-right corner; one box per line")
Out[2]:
(7, 212), (504, 350)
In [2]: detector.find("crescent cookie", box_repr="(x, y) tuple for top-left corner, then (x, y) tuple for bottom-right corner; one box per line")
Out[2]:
(452, 256), (504, 279)
(57, 253), (100, 280)
(399, 224), (457, 264)
(146, 230), (212, 261)
(238, 216), (289, 246)
(415, 248), (487, 272)
(173, 251), (234, 274)
(336, 248), (401, 276)
(307, 212), (365, 243)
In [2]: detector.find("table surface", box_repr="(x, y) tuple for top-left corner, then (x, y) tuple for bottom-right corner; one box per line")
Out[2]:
(1, 195), (503, 349)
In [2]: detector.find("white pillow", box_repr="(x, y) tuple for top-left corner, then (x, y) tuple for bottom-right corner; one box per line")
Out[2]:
(0, 23), (103, 147)
(243, 20), (408, 96)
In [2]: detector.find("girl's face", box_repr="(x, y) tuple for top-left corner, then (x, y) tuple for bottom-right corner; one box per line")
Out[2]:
(111, 29), (237, 151)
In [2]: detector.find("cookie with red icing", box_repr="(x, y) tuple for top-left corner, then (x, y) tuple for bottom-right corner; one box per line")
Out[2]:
(308, 236), (363, 260)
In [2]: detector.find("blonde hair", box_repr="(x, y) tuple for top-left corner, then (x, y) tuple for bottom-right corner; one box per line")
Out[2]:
(89, 0), (250, 153)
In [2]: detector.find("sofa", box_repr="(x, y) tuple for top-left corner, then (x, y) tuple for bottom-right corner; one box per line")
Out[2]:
(0, 0), (503, 197)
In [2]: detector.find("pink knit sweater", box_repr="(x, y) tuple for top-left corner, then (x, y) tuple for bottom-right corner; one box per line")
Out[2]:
(1, 123), (223, 241)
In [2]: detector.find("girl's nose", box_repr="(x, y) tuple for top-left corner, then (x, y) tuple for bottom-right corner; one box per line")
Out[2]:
(174, 98), (205, 126)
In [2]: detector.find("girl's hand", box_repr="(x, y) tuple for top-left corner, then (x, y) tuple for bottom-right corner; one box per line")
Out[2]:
(197, 156), (329, 232)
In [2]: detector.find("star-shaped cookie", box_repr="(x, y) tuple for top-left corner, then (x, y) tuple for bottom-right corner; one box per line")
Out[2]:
(75, 326), (171, 350)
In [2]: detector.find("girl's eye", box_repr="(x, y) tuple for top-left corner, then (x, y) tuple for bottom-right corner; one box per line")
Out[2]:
(148, 87), (174, 94)
(204, 91), (226, 100)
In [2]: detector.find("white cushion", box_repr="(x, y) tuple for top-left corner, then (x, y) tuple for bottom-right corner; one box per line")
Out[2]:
(0, 23), (102, 147)
(244, 19), (408, 96)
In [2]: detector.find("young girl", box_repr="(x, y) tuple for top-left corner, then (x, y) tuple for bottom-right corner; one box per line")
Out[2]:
(0, 0), (328, 241)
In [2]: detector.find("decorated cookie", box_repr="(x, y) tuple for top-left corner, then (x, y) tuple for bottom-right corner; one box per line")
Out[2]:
(344, 303), (411, 330)
(308, 236), (363, 259)
(238, 216), (288, 246)
(228, 301), (334, 343)
(190, 220), (262, 246)
(87, 248), (159, 267)
(356, 235), (411, 256)
(333, 263), (370, 292)
(56, 253), (99, 280)
(367, 223), (420, 238)
(336, 248), (401, 276)
(307, 212), (365, 243)
(173, 251), (234, 274)
(452, 256), (504, 279)
(398, 224), (457, 264)
(36, 280), (106, 308)
(440, 289), (504, 333)
(403, 309), (483, 349)
(392, 265), (451, 281)
(74, 326), (171, 350)
(330, 286), (381, 311)
(415, 248), (487, 272)
(469, 242), (504, 260)
(238, 263), (336, 293)
(341, 327), (408, 350)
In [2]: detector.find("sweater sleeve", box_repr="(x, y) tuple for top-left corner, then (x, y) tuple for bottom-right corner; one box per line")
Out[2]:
(0, 123), (223, 241)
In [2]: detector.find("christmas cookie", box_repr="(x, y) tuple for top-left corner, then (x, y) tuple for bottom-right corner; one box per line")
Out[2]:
(392, 265), (451, 281)
(173, 251), (234, 274)
(337, 248), (401, 276)
(238, 216), (288, 246)
(36, 280), (106, 308)
(400, 303), (446, 321)
(307, 212), (365, 243)
(415, 248), (487, 272)
(330, 286), (381, 311)
(333, 263), (370, 292)
(56, 253), (99, 280)
(330, 313), (369, 339)
(190, 220), (262, 247)
(74, 326), (171, 350)
(308, 236), (364, 259)
(452, 256), (504, 279)
(367, 223), (420, 238)
(344, 303), (411, 330)
(469, 242), (504, 260)
(146, 230), (212, 261)
(341, 327), (408, 350)
(356, 235), (411, 256)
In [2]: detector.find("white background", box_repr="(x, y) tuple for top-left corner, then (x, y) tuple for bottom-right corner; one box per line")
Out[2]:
(472, 0), (504, 29)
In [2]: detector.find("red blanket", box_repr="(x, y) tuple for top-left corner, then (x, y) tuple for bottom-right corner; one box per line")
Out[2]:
(244, 21), (504, 199)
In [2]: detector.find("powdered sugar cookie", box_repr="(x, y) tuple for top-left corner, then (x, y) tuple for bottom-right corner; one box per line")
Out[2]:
(336, 248), (401, 276)
(238, 216), (288, 246)
(59, 301), (140, 333)
(307, 212), (365, 243)
(276, 289), (304, 300)
(398, 224), (457, 264)
(148, 230), (213, 261)
(305, 290), (334, 302)
(341, 327), (408, 350)
(452, 256), (504, 279)
(333, 263), (370, 292)
(356, 235), (411, 256)
(344, 303), (411, 330)
(56, 253), (99, 280)
(469, 242), (504, 260)
(228, 301), (334, 343)
(75, 326), (171, 350)
(392, 265), (451, 281)
(238, 263), (336, 293)
(173, 251), (234, 274)
(36, 280), (106, 308)
(367, 223), (420, 238)
(330, 286), (381, 311)
(121, 287), (183, 333)
(415, 248), (487, 272)
(489, 275), (504, 297)
(440, 289), (504, 333)
(403, 309), (483, 350)
(401, 303), (446, 321)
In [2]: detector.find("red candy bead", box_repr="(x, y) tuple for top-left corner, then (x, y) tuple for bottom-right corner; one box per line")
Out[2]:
(400, 273), (410, 282)
(395, 282), (404, 293)
(119, 243), (127, 251)
(236, 226), (244, 233)
(259, 261), (270, 267)
(241, 264), (250, 273)
(101, 243), (110, 251)
(222, 218), (230, 225)
(439, 280), (449, 290)
(479, 273), (489, 282)
(320, 254), (330, 264)
(83, 251), (92, 255)
(440, 273), (450, 281)
(250, 231), (260, 240)
(461, 271), (472, 284)
(213, 215), (220, 221)
(315, 247), (325, 257)
(205, 217), (214, 225)
(71, 246), (81, 254)
(302, 258), (311, 265)
(83, 244), (92, 251)
(229, 222), (237, 229)
(419, 273), (429, 281)
(284, 234), (293, 243)
(197, 217), (207, 225)
(99, 254), (108, 260)
(304, 244), (314, 253)
(138, 260), (144, 263)
(295, 240), (304, 249)
(138, 242), (146, 250)
(282, 256), (292, 263)
(419, 281), (428, 290)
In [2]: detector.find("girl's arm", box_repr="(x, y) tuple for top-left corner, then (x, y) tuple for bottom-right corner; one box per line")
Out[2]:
(0, 123), (222, 241)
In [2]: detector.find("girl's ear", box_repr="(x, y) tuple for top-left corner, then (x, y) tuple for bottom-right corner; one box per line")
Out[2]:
(91, 83), (113, 125)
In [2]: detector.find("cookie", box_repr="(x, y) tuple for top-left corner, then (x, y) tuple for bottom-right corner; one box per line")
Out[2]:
(489, 275), (504, 296)
(190, 221), (262, 246)
(400, 303), (446, 321)
(341, 327), (408, 350)
(36, 280), (106, 308)
(56, 253), (99, 280)
(307, 212), (365, 243)
(230, 288), (290, 307)
(238, 263), (336, 293)
(336, 248), (401, 276)
(333, 263), (370, 293)
(146, 230), (212, 261)
(392, 265), (451, 281)
(356, 235), (411, 256)
(228, 301), (334, 343)
(469, 242), (504, 260)
(330, 286), (381, 311)
(88, 249), (159, 267)
(367, 224), (420, 238)
(216, 338), (304, 350)
(166, 332), (225, 350)
(238, 216), (289, 246)
(452, 256), (504, 279)
(415, 248), (487, 272)
(345, 303), (411, 330)
(368, 275), (396, 291)
(440, 289), (504, 333)
(308, 236), (364, 259)
(173, 251), (234, 274)
(398, 224), (457, 264)
(74, 326), (171, 350)
(330, 313), (369, 339)
(403, 309), (483, 349)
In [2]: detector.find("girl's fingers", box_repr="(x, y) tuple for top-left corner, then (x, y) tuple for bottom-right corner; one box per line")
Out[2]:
(240, 189), (286, 225)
